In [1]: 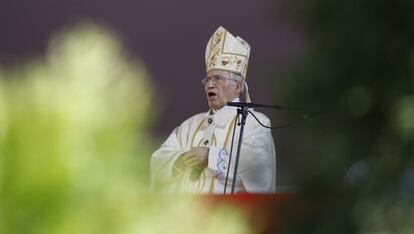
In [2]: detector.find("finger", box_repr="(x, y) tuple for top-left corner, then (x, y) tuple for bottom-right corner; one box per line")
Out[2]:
(185, 156), (199, 166)
(184, 150), (196, 161)
(192, 147), (204, 154)
(184, 154), (198, 166)
(194, 148), (208, 157)
(187, 160), (202, 168)
(190, 156), (207, 167)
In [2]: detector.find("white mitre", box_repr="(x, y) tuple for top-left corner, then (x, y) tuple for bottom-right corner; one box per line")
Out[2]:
(205, 26), (250, 79)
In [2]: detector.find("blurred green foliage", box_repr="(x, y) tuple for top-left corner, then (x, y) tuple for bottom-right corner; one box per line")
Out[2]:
(272, 0), (414, 233)
(0, 23), (249, 234)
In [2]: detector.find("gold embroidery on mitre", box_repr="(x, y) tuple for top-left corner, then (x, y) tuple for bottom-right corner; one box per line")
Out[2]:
(207, 31), (224, 69)
(220, 55), (244, 68)
(205, 26), (250, 79)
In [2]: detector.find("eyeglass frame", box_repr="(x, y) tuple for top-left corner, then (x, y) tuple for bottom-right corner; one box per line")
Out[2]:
(201, 75), (235, 86)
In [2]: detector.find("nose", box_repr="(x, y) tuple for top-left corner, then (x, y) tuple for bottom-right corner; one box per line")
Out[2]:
(206, 79), (216, 88)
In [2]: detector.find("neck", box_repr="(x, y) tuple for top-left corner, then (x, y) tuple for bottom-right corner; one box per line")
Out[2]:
(210, 97), (240, 111)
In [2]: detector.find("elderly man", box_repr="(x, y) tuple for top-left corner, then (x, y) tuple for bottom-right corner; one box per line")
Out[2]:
(151, 26), (276, 194)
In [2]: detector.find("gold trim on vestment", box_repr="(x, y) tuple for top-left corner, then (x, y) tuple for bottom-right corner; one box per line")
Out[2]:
(185, 114), (238, 193)
(191, 118), (205, 147)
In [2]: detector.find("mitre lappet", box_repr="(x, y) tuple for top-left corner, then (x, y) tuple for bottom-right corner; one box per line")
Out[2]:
(205, 26), (252, 103)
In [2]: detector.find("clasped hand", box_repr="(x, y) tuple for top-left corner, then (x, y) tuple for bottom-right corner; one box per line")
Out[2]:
(184, 146), (209, 169)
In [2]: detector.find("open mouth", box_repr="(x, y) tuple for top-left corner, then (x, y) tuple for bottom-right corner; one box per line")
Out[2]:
(208, 92), (217, 98)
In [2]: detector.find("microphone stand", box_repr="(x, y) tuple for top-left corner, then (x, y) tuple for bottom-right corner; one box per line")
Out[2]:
(230, 105), (249, 194)
(227, 101), (284, 194)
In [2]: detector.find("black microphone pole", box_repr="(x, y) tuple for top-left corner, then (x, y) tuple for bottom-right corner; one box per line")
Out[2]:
(227, 101), (307, 194)
(231, 105), (249, 194)
(227, 102), (287, 110)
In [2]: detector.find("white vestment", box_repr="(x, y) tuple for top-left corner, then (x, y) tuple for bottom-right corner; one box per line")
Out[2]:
(151, 101), (276, 194)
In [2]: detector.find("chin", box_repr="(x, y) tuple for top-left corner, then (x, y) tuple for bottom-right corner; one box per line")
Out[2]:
(212, 104), (225, 110)
(207, 102), (217, 110)
(207, 100), (225, 110)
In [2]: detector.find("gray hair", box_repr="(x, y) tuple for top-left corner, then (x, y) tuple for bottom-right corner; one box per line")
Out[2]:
(229, 72), (246, 99)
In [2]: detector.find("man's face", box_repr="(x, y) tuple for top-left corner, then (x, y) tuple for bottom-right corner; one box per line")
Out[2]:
(204, 70), (241, 110)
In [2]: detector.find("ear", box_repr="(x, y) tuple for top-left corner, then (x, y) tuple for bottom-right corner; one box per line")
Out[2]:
(235, 82), (242, 95)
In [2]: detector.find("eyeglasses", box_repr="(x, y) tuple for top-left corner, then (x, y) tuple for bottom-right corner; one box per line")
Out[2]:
(201, 75), (231, 85)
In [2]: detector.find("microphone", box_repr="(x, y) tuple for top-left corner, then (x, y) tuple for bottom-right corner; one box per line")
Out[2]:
(227, 102), (255, 108)
(227, 102), (285, 110)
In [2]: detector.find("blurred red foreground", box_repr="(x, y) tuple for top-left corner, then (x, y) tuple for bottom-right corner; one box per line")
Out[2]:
(201, 194), (292, 234)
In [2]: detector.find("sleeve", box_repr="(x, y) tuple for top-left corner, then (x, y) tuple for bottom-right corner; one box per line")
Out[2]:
(150, 126), (188, 191)
(207, 114), (276, 193)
